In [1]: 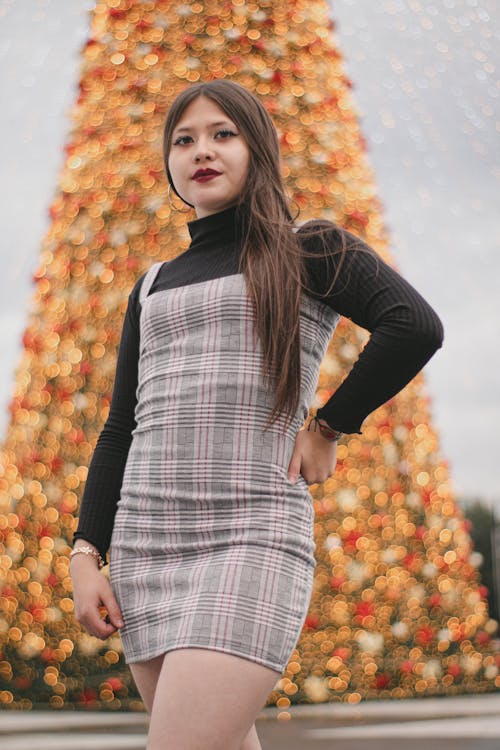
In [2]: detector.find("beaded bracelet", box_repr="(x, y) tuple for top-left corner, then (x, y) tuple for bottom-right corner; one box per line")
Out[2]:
(307, 414), (344, 442)
(69, 545), (106, 570)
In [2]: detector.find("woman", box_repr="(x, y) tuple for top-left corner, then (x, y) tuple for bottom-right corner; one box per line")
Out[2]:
(70, 79), (444, 749)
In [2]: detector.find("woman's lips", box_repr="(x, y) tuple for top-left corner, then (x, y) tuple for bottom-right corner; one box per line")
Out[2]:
(193, 173), (220, 182)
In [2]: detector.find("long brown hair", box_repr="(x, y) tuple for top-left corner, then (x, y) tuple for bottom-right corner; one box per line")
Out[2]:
(162, 79), (377, 432)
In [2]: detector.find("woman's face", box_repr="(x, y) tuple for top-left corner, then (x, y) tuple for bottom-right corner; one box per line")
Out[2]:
(167, 96), (250, 219)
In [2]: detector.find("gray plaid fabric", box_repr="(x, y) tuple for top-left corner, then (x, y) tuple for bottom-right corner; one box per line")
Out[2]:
(109, 261), (339, 672)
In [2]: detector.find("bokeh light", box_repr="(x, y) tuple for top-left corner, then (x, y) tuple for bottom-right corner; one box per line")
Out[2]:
(0, 0), (498, 712)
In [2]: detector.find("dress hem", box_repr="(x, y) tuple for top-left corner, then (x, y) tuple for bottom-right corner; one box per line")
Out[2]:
(122, 640), (286, 675)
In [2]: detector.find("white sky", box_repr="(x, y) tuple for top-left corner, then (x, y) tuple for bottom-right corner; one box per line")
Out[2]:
(1, 0), (498, 511)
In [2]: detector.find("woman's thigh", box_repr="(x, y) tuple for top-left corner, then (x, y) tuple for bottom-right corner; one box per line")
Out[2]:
(146, 647), (280, 750)
(128, 653), (165, 715)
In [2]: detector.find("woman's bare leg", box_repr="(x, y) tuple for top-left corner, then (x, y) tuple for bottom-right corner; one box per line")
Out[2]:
(145, 648), (279, 750)
(240, 721), (263, 750)
(128, 652), (165, 714)
(128, 650), (265, 749)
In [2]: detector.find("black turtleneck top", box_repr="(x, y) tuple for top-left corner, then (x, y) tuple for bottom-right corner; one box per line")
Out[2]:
(73, 204), (444, 561)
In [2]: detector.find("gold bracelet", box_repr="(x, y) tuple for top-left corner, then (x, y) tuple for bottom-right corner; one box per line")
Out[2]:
(69, 545), (105, 569)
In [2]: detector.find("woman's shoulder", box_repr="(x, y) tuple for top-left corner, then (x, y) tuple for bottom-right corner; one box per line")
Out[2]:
(294, 218), (378, 260)
(294, 217), (355, 260)
(293, 216), (335, 232)
(129, 270), (148, 304)
(129, 260), (169, 305)
(126, 265), (156, 322)
(294, 216), (362, 241)
(293, 216), (347, 245)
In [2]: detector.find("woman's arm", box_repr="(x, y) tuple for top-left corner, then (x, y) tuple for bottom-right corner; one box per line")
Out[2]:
(72, 275), (145, 563)
(300, 225), (445, 435)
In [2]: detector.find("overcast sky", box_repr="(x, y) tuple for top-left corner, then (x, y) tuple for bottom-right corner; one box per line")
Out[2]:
(1, 1), (498, 511)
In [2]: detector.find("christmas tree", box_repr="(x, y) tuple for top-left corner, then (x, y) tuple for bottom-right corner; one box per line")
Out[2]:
(0, 0), (498, 711)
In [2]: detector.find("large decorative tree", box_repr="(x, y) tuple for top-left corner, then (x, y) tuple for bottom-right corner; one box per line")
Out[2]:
(0, 0), (498, 711)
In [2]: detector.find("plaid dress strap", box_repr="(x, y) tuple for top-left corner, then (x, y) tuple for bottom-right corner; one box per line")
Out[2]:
(138, 260), (167, 307)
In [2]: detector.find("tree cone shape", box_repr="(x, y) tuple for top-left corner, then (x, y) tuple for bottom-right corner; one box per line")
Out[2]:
(0, 0), (498, 710)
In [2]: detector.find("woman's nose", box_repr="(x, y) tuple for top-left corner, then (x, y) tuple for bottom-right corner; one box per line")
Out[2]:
(193, 137), (215, 159)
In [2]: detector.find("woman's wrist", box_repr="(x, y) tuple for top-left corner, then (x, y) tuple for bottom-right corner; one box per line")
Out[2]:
(70, 551), (99, 568)
(307, 414), (343, 442)
(70, 541), (105, 569)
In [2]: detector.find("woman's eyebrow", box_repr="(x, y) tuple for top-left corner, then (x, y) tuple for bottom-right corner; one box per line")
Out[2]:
(173, 120), (234, 134)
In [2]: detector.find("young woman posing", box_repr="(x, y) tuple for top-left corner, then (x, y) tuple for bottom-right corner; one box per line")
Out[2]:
(70, 79), (444, 749)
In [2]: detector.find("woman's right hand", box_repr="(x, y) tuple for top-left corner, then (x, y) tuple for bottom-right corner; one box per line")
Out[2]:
(70, 552), (124, 640)
(287, 422), (338, 485)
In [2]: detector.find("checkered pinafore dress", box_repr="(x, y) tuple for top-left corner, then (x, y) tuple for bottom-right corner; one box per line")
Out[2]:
(109, 261), (339, 672)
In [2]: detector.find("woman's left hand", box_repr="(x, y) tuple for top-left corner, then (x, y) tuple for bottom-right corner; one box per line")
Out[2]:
(287, 424), (338, 485)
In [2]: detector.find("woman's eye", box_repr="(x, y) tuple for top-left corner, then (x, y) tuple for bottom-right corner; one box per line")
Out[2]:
(173, 129), (237, 145)
(216, 128), (236, 138)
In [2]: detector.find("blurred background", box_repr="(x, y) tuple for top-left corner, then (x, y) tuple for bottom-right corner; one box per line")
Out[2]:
(1, 0), (498, 603)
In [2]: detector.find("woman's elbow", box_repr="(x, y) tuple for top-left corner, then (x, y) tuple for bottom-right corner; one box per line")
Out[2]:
(415, 312), (445, 351)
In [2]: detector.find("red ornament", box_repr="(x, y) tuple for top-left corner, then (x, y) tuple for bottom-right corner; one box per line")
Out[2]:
(421, 488), (433, 505)
(476, 630), (491, 646)
(402, 552), (418, 570)
(343, 530), (362, 550)
(40, 647), (57, 662)
(332, 647), (350, 660)
(330, 575), (345, 590)
(79, 687), (98, 705)
(429, 593), (442, 608)
(127, 191), (142, 205)
(251, 40), (265, 52)
(49, 455), (64, 474)
(48, 204), (61, 220)
(69, 428), (86, 445)
(346, 209), (369, 227)
(127, 257), (139, 270)
(17, 516), (28, 532)
(374, 672), (391, 689)
(415, 625), (435, 646)
(95, 230), (110, 244)
(304, 614), (320, 630)
(354, 601), (375, 621)
(106, 677), (124, 691)
(13, 676), (33, 689)
(27, 604), (46, 622)
(400, 660), (414, 674)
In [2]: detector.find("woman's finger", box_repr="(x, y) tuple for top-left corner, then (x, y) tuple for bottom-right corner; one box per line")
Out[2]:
(99, 582), (125, 629)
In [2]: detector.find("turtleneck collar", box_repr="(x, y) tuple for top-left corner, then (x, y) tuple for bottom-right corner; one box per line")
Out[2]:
(187, 203), (245, 249)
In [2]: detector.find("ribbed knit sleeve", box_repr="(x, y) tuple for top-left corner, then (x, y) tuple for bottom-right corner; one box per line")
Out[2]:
(72, 275), (144, 562)
(300, 224), (445, 434)
(72, 221), (445, 561)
